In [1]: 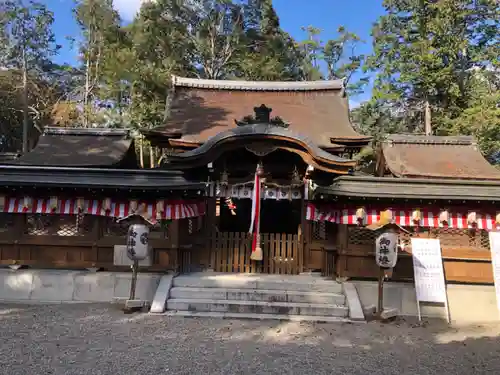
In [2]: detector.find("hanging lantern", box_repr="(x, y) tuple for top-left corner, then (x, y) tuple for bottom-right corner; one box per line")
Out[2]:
(439, 210), (449, 225)
(220, 169), (229, 187)
(23, 197), (32, 210)
(355, 207), (366, 225)
(156, 200), (165, 220)
(126, 224), (150, 261)
(76, 197), (85, 212)
(375, 232), (399, 269)
(103, 198), (112, 211)
(380, 209), (393, 224)
(412, 209), (421, 222)
(291, 166), (301, 186)
(130, 200), (138, 213)
(49, 196), (58, 212)
(256, 162), (264, 176)
(467, 211), (477, 225)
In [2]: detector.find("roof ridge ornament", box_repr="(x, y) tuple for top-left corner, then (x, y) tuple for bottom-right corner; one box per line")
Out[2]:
(234, 104), (290, 128)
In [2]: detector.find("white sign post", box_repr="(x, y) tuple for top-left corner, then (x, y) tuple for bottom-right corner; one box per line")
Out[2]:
(488, 232), (500, 315)
(411, 238), (450, 323)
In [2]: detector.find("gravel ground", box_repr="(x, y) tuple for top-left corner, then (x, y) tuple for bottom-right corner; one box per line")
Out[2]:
(0, 303), (499, 375)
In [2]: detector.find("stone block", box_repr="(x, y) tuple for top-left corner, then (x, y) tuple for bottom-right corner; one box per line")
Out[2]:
(0, 270), (33, 300)
(73, 272), (115, 302)
(343, 283), (365, 321)
(150, 274), (175, 313)
(114, 273), (160, 302)
(29, 271), (77, 302)
(380, 308), (399, 320)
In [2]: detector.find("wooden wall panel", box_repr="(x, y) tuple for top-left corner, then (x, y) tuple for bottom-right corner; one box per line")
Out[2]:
(334, 224), (495, 284)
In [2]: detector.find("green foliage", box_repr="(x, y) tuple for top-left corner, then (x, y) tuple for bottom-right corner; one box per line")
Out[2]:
(364, 0), (499, 161)
(0, 0), (60, 150)
(298, 25), (368, 94)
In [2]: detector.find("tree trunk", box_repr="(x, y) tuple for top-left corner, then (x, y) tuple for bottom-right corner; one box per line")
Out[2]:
(84, 50), (91, 128)
(139, 135), (144, 168)
(424, 99), (432, 136)
(149, 145), (155, 168)
(22, 49), (29, 153)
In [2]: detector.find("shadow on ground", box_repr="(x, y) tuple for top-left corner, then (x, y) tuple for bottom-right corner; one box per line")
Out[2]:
(0, 303), (498, 375)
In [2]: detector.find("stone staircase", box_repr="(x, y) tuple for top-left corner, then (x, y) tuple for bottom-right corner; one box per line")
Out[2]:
(164, 273), (361, 322)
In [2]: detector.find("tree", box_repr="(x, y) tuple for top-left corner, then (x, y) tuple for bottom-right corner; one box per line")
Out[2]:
(190, 0), (244, 79)
(73, 0), (122, 127)
(0, 0), (59, 151)
(235, 0), (304, 81)
(367, 0), (499, 136)
(323, 26), (368, 95)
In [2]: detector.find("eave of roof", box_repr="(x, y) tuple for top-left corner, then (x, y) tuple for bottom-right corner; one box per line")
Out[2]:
(172, 75), (345, 91)
(10, 127), (136, 168)
(0, 165), (206, 191)
(385, 134), (475, 145)
(166, 123), (356, 174)
(43, 127), (130, 137)
(314, 175), (500, 201)
(381, 134), (500, 180)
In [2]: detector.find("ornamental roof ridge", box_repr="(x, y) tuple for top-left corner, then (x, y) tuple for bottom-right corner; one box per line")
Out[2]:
(171, 75), (345, 91)
(385, 134), (475, 146)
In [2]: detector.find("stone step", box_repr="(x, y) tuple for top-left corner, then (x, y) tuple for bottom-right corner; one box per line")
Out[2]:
(172, 274), (343, 293)
(166, 298), (349, 317)
(170, 287), (346, 305)
(163, 310), (362, 323)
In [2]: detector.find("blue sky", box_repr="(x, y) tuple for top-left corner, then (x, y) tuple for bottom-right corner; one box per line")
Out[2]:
(44, 0), (385, 103)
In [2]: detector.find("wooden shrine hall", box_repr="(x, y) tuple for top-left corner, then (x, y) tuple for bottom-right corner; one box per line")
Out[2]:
(1, 76), (500, 285)
(0, 127), (206, 271)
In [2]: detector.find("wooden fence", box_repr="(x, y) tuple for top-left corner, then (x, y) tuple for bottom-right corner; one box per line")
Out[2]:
(0, 212), (199, 272)
(210, 232), (302, 274)
(336, 225), (494, 284)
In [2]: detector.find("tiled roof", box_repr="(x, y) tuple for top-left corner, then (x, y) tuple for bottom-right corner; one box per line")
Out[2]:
(149, 76), (370, 148)
(172, 75), (345, 91)
(382, 134), (500, 180)
(9, 127), (135, 168)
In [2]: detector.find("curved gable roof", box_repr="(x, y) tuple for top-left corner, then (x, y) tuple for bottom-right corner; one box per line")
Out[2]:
(146, 76), (371, 149)
(167, 124), (356, 174)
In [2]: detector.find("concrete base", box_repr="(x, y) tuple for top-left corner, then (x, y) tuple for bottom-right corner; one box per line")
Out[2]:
(343, 283), (365, 321)
(164, 273), (357, 322)
(354, 281), (500, 325)
(150, 274), (175, 313)
(163, 310), (361, 323)
(167, 298), (348, 317)
(0, 269), (161, 304)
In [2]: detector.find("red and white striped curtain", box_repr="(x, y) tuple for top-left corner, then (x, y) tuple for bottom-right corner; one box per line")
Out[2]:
(306, 203), (499, 230)
(2, 197), (205, 221)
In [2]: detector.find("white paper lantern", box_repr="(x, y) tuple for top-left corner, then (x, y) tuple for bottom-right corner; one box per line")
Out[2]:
(375, 232), (399, 269)
(126, 224), (150, 261)
(467, 211), (477, 225)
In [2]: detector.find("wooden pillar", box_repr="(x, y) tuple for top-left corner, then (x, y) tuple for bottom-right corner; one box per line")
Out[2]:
(300, 198), (311, 273)
(205, 197), (216, 269)
(336, 224), (348, 278)
(169, 219), (180, 272)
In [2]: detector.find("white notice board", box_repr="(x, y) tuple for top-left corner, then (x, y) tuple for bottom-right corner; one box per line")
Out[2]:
(488, 232), (500, 314)
(411, 238), (449, 321)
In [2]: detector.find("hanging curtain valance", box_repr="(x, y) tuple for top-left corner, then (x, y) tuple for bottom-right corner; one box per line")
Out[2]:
(2, 197), (205, 221)
(306, 203), (500, 230)
(208, 182), (304, 200)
